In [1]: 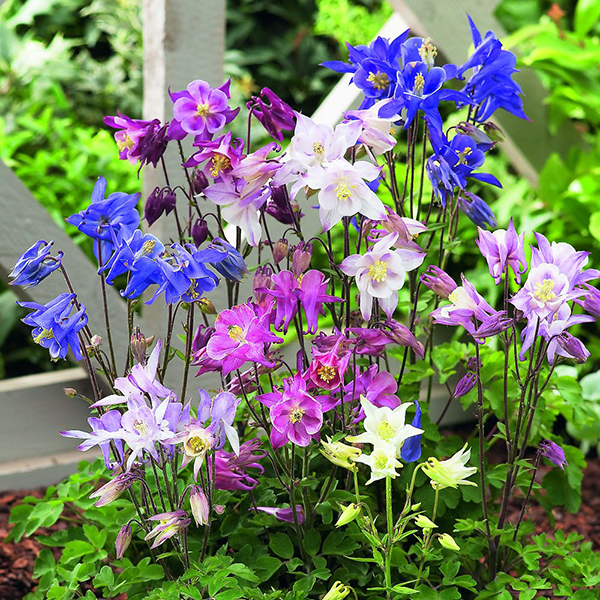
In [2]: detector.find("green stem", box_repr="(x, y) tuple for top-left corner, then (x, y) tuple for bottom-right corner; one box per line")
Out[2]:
(385, 476), (394, 599)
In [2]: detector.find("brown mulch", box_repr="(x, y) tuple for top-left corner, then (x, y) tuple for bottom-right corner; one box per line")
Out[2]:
(1, 459), (600, 599)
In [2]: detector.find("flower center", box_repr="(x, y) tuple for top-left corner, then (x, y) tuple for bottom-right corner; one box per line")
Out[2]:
(210, 154), (231, 177)
(377, 420), (396, 442)
(534, 278), (556, 303)
(196, 103), (211, 117)
(368, 260), (388, 282)
(133, 420), (150, 436)
(312, 141), (325, 156)
(419, 38), (438, 66)
(317, 365), (337, 383)
(140, 240), (155, 255)
(456, 147), (473, 165)
(188, 279), (201, 299)
(413, 73), (425, 96)
(373, 451), (389, 469)
(228, 324), (246, 342)
(335, 181), (353, 201)
(33, 328), (53, 343)
(117, 135), (135, 152)
(187, 435), (209, 454)
(289, 408), (305, 424)
(367, 71), (390, 90)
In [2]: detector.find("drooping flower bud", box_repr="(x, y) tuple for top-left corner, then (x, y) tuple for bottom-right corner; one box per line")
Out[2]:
(273, 238), (289, 265)
(455, 121), (495, 150)
(191, 218), (209, 248)
(438, 533), (460, 552)
(539, 439), (567, 469)
(292, 242), (312, 278)
(144, 187), (177, 227)
(556, 333), (590, 364)
(89, 472), (137, 507)
(248, 87), (296, 142)
(192, 170), (209, 195)
(473, 311), (512, 339)
(414, 514), (437, 530)
(131, 327), (149, 364)
(322, 581), (351, 600)
(253, 266), (272, 308)
(63, 387), (77, 398)
(208, 238), (248, 282)
(458, 192), (497, 230)
(197, 297), (216, 314)
(9, 239), (63, 288)
(335, 503), (361, 527)
(453, 372), (477, 399)
(400, 401), (422, 462)
(483, 121), (505, 142)
(385, 320), (425, 360)
(192, 324), (215, 353)
(577, 284), (600, 317)
(320, 436), (361, 472)
(190, 486), (210, 526)
(115, 523), (132, 559)
(266, 185), (296, 225)
(420, 265), (457, 299)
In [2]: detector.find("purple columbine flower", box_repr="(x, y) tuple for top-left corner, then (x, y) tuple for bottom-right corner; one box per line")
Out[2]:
(9, 240), (63, 288)
(20, 293), (88, 361)
(249, 88), (296, 141)
(453, 372), (477, 399)
(344, 327), (391, 356)
(170, 79), (239, 137)
(253, 506), (305, 524)
(145, 510), (191, 549)
(420, 265), (458, 298)
(577, 284), (600, 317)
(205, 303), (283, 375)
(66, 176), (141, 261)
(88, 471), (138, 507)
(258, 373), (324, 448)
(473, 311), (513, 340)
(539, 440), (567, 469)
(212, 439), (266, 491)
(191, 218), (209, 248)
(476, 218), (527, 284)
(192, 324), (214, 353)
(343, 364), (400, 410)
(257, 270), (300, 333)
(266, 185), (297, 225)
(385, 319), (426, 359)
(556, 332), (590, 364)
(299, 270), (343, 335)
(184, 131), (244, 176)
(144, 187), (177, 227)
(115, 523), (132, 559)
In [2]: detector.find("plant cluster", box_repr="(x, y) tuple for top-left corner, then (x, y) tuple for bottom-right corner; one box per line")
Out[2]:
(8, 15), (600, 600)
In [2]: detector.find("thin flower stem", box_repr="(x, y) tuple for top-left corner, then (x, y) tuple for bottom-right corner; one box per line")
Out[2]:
(96, 239), (117, 378)
(385, 476), (394, 599)
(180, 304), (195, 403)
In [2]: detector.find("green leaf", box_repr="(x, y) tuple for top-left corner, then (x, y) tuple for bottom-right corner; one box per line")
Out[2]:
(575, 0), (600, 37)
(303, 529), (321, 557)
(268, 533), (294, 559)
(83, 524), (107, 549)
(60, 540), (96, 563)
(93, 566), (114, 590)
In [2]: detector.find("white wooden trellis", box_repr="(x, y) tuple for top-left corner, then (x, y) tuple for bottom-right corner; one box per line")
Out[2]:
(0, 0), (581, 489)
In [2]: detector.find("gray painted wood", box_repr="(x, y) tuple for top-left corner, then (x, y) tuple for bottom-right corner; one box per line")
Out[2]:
(388, 0), (583, 186)
(0, 160), (130, 362)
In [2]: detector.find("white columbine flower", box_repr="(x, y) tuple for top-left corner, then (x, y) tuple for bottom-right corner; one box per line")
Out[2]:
(354, 442), (402, 484)
(304, 159), (386, 232)
(423, 444), (478, 489)
(347, 396), (423, 457)
(340, 232), (425, 320)
(344, 99), (400, 155)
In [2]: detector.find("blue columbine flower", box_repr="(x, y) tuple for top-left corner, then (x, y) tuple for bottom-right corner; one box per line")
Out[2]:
(458, 15), (528, 122)
(19, 293), (88, 360)
(426, 131), (501, 204)
(321, 32), (409, 108)
(458, 191), (497, 229)
(207, 238), (248, 283)
(9, 240), (63, 288)
(101, 230), (166, 299)
(66, 176), (141, 262)
(400, 401), (422, 462)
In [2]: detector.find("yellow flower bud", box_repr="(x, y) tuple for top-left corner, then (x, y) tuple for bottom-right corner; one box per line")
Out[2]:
(335, 503), (361, 528)
(320, 436), (362, 472)
(414, 515), (437, 530)
(438, 533), (460, 552)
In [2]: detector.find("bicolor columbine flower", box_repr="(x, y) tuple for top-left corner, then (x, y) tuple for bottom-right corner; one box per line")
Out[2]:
(66, 176), (140, 261)
(258, 372), (324, 448)
(20, 293), (88, 361)
(170, 79), (239, 137)
(344, 99), (399, 154)
(190, 487), (210, 526)
(354, 442), (403, 483)
(423, 444), (478, 489)
(9, 240), (63, 288)
(476, 218), (527, 284)
(320, 437), (362, 472)
(304, 159), (386, 232)
(306, 338), (351, 391)
(347, 396), (423, 457)
(145, 510), (191, 549)
(204, 303), (283, 375)
(340, 232), (425, 321)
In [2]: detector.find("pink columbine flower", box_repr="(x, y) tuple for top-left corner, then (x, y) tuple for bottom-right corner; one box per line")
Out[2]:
(258, 373), (324, 448)
(184, 131), (244, 177)
(212, 439), (267, 491)
(306, 337), (351, 391)
(340, 232), (425, 321)
(145, 510), (191, 549)
(343, 364), (400, 410)
(205, 303), (283, 375)
(170, 79), (239, 137)
(476, 218), (527, 284)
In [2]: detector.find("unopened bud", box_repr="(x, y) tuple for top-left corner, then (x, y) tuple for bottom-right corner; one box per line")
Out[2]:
(415, 514), (437, 530)
(557, 333), (590, 364)
(130, 327), (149, 364)
(64, 387), (77, 398)
(192, 170), (209, 195)
(420, 265), (457, 299)
(115, 523), (132, 559)
(483, 121), (504, 142)
(273, 238), (288, 264)
(90, 335), (103, 347)
(214, 504), (225, 515)
(190, 486), (210, 526)
(292, 242), (312, 277)
(192, 324), (214, 353)
(438, 533), (460, 552)
(191, 218), (209, 248)
(197, 297), (216, 314)
(453, 372), (477, 399)
(335, 503), (361, 527)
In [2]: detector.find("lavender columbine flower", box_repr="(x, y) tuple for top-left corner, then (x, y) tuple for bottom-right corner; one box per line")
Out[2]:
(115, 523), (132, 559)
(539, 440), (567, 469)
(420, 265), (457, 298)
(170, 79), (239, 137)
(556, 332), (590, 364)
(476, 218), (527, 284)
(9, 240), (63, 288)
(340, 232), (425, 321)
(20, 293), (88, 360)
(253, 506), (305, 524)
(473, 311), (513, 340)
(198, 389), (241, 454)
(145, 511), (191, 549)
(66, 176), (141, 261)
(89, 471), (138, 507)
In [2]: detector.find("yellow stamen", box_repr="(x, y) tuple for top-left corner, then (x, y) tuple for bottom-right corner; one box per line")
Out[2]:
(368, 260), (388, 282)
(419, 38), (438, 65)
(335, 181), (353, 201)
(117, 135), (135, 152)
(377, 421), (395, 442)
(374, 451), (389, 469)
(413, 73), (425, 96)
(228, 324), (246, 342)
(33, 329), (53, 344)
(187, 435), (208, 453)
(210, 154), (231, 177)
(448, 289), (460, 304)
(318, 365), (337, 383)
(313, 142), (325, 155)
(456, 147), (473, 165)
(196, 103), (210, 117)
(534, 279), (556, 303)
(188, 279), (201, 299)
(289, 408), (306, 424)
(133, 420), (150, 436)
(367, 71), (390, 90)
(140, 240), (156, 255)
